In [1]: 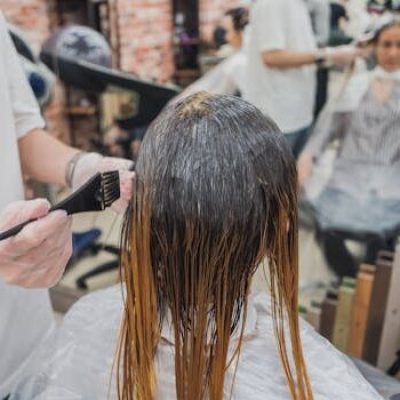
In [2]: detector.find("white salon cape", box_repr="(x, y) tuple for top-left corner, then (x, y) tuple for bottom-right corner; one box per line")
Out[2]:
(11, 285), (382, 399)
(0, 12), (54, 398)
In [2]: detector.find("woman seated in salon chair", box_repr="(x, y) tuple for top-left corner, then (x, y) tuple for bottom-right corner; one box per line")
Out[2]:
(12, 93), (382, 399)
(298, 17), (400, 278)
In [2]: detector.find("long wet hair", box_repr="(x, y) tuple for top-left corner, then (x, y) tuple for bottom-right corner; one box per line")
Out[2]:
(117, 92), (313, 400)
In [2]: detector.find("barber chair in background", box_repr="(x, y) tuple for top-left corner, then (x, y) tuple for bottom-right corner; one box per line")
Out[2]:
(299, 192), (399, 280)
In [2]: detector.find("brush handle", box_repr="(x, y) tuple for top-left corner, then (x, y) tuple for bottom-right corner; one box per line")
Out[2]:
(0, 198), (87, 242)
(0, 172), (118, 242)
(0, 201), (81, 241)
(0, 200), (76, 242)
(0, 219), (37, 241)
(0, 197), (85, 242)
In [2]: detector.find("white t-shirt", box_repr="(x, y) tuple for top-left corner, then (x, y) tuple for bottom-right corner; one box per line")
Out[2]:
(0, 12), (54, 397)
(243, 0), (317, 133)
(180, 50), (247, 98)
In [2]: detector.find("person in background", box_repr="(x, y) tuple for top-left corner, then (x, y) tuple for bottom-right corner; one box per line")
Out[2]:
(0, 10), (132, 399)
(179, 7), (249, 97)
(298, 17), (400, 277)
(243, 0), (363, 158)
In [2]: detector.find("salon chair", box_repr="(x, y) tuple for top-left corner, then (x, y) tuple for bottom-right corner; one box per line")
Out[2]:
(75, 243), (119, 289)
(316, 227), (397, 278)
(299, 197), (399, 278)
(70, 229), (102, 261)
(68, 229), (119, 290)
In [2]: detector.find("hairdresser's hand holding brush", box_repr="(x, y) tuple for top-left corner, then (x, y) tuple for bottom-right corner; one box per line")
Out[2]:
(0, 151), (133, 288)
(0, 199), (72, 288)
(67, 152), (134, 213)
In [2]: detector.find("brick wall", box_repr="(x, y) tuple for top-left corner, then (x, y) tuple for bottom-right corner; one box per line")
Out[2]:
(0, 0), (52, 52)
(116, 0), (175, 83)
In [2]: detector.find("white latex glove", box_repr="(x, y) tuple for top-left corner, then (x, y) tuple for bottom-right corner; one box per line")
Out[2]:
(71, 153), (134, 213)
(326, 45), (366, 67)
(0, 199), (72, 288)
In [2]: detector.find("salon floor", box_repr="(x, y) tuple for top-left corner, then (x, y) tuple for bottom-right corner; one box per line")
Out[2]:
(52, 208), (335, 318)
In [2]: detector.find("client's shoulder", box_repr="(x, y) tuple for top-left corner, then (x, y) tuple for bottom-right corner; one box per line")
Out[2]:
(244, 292), (382, 399)
(65, 284), (123, 318)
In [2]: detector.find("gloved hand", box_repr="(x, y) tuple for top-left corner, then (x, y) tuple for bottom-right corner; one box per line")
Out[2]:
(0, 199), (72, 288)
(69, 153), (134, 214)
(325, 45), (366, 67)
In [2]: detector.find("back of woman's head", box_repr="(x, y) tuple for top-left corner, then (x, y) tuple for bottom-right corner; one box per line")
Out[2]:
(117, 92), (313, 400)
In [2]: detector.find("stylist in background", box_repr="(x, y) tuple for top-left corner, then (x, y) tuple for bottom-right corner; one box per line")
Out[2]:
(0, 11), (132, 399)
(243, 0), (364, 158)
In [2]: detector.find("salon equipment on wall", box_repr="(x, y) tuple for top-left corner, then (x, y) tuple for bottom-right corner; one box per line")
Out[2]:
(37, 26), (180, 290)
(40, 25), (180, 128)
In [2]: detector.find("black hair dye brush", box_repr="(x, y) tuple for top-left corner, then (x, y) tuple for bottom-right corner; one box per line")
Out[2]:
(0, 171), (120, 241)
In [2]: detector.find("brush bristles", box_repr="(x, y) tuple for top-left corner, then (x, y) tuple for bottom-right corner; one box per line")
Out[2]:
(102, 171), (121, 207)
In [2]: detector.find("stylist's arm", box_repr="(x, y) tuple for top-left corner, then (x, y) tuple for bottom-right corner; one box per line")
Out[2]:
(0, 199), (72, 288)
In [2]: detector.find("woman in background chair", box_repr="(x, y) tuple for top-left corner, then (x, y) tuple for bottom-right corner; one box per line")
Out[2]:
(298, 17), (400, 277)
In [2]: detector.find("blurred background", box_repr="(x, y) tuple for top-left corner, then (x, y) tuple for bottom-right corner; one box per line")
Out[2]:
(2, 1), (400, 395)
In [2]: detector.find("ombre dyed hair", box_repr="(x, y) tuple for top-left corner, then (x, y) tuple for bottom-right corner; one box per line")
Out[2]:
(117, 92), (313, 400)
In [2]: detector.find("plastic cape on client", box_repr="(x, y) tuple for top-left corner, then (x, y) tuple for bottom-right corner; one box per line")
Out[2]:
(300, 65), (400, 237)
(10, 284), (381, 399)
